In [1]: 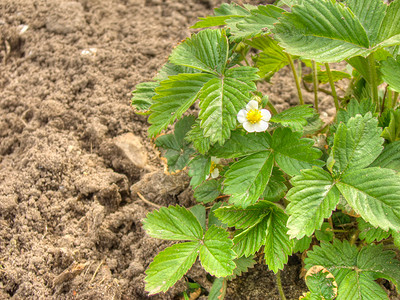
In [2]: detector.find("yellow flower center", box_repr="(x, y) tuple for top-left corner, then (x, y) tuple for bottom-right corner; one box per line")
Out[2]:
(246, 109), (262, 124)
(210, 161), (217, 174)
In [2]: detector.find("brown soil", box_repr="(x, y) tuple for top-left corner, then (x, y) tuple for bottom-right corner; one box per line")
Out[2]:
(0, 0), (375, 300)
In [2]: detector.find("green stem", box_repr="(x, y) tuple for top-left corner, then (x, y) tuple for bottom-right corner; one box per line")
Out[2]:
(267, 101), (278, 115)
(386, 88), (393, 110)
(312, 60), (319, 112)
(276, 270), (287, 300)
(325, 63), (339, 112)
(350, 230), (360, 246)
(381, 86), (388, 115)
(286, 53), (304, 105)
(394, 92), (399, 109)
(367, 53), (379, 106)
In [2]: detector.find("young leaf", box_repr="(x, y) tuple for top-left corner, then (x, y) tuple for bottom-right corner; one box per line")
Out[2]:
(145, 242), (200, 295)
(381, 109), (400, 142)
(270, 105), (315, 132)
(305, 240), (400, 300)
(226, 256), (256, 280)
(131, 81), (158, 113)
(370, 140), (400, 171)
(292, 236), (312, 253)
(262, 167), (288, 202)
(224, 150), (274, 207)
(336, 167), (400, 232)
(358, 218), (390, 243)
(198, 66), (259, 145)
(304, 266), (338, 300)
(381, 57), (400, 93)
(143, 205), (203, 241)
(199, 225), (236, 277)
(188, 155), (211, 188)
(155, 116), (196, 172)
(148, 73), (214, 137)
(271, 127), (323, 176)
(315, 223), (334, 242)
(169, 29), (228, 75)
(286, 167), (340, 239)
(194, 180), (221, 204)
(329, 113), (383, 176)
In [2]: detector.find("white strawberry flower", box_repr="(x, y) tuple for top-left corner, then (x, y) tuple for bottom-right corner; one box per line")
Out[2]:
(206, 157), (220, 179)
(237, 100), (271, 132)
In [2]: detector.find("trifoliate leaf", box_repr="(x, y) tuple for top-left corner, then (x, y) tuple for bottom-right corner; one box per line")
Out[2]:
(188, 155), (211, 188)
(315, 223), (334, 242)
(209, 131), (272, 159)
(271, 127), (323, 176)
(131, 81), (158, 113)
(270, 105), (315, 132)
(381, 57), (400, 93)
(169, 29), (229, 75)
(148, 73), (214, 137)
(286, 167), (340, 239)
(329, 113), (383, 176)
(226, 256), (256, 281)
(337, 167), (400, 232)
(155, 116), (196, 172)
(262, 167), (288, 202)
(145, 241), (200, 295)
(305, 240), (400, 300)
(185, 120), (211, 154)
(224, 150), (274, 207)
(303, 70), (351, 84)
(199, 225), (236, 277)
(358, 218), (390, 243)
(226, 5), (285, 41)
(246, 35), (289, 79)
(381, 109), (400, 142)
(292, 236), (312, 253)
(370, 140), (400, 171)
(194, 180), (221, 204)
(305, 266), (338, 300)
(198, 66), (259, 145)
(143, 205), (203, 241)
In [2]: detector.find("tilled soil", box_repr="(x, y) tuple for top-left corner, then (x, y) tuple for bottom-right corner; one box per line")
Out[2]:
(0, 0), (346, 299)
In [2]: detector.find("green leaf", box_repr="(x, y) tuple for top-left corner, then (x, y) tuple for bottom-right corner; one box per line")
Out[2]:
(194, 180), (221, 204)
(227, 5), (285, 41)
(336, 167), (400, 232)
(224, 150), (274, 207)
(263, 204), (291, 273)
(198, 66), (259, 145)
(303, 70), (351, 84)
(334, 98), (375, 130)
(188, 155), (211, 188)
(143, 205), (203, 241)
(380, 56), (400, 93)
(305, 266), (338, 300)
(209, 131), (271, 159)
(347, 56), (382, 86)
(226, 256), (256, 280)
(131, 81), (158, 113)
(246, 35), (289, 79)
(208, 278), (227, 300)
(148, 73), (214, 137)
(169, 29), (228, 75)
(370, 140), (400, 171)
(270, 105), (315, 132)
(381, 109), (400, 142)
(199, 225), (236, 277)
(154, 62), (201, 81)
(271, 127), (323, 176)
(315, 223), (334, 242)
(190, 205), (206, 232)
(208, 202), (227, 229)
(185, 120), (211, 154)
(329, 113), (383, 176)
(274, 0), (370, 62)
(293, 236), (312, 253)
(376, 0), (400, 48)
(262, 167), (288, 202)
(358, 218), (390, 243)
(155, 116), (196, 172)
(145, 242), (200, 294)
(286, 168), (340, 239)
(305, 240), (400, 300)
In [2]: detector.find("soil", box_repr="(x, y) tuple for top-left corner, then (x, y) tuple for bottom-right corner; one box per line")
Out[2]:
(0, 0), (396, 300)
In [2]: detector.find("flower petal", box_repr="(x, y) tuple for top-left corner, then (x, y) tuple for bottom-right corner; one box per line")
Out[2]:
(212, 157), (221, 164)
(261, 109), (271, 121)
(211, 168), (219, 179)
(237, 109), (247, 124)
(253, 120), (269, 132)
(246, 100), (258, 111)
(243, 121), (257, 132)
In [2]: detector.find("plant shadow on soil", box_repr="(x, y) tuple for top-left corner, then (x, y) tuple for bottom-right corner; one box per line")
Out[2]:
(0, 0), (399, 299)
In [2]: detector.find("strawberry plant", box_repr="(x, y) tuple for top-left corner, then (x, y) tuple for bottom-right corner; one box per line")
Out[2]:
(132, 0), (400, 299)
